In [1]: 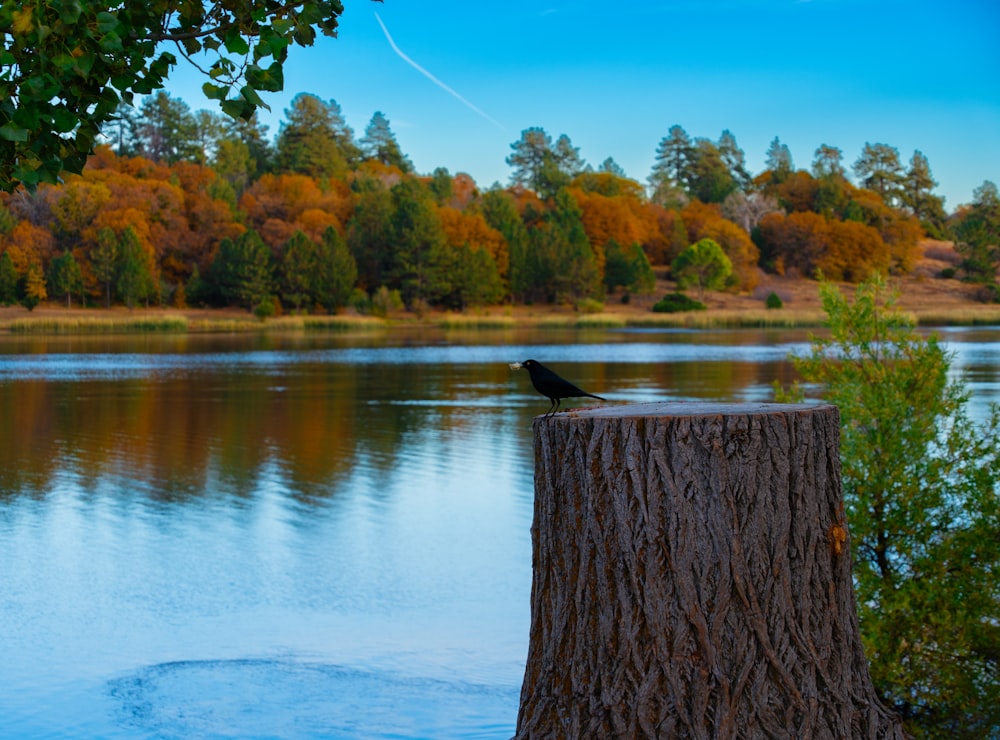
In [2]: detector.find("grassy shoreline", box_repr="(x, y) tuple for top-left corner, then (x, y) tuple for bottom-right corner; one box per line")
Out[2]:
(3, 302), (1000, 335)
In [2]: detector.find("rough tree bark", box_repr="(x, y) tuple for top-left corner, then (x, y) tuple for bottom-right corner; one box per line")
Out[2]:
(514, 402), (906, 739)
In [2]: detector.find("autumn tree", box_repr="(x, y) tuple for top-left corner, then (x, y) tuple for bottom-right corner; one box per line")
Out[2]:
(0, 0), (348, 190)
(21, 262), (46, 310)
(784, 277), (1000, 737)
(671, 237), (732, 298)
(359, 112), (413, 173)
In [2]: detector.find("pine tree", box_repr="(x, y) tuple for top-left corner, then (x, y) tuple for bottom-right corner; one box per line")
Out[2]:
(315, 226), (357, 313)
(360, 111), (413, 172)
(0, 251), (18, 305)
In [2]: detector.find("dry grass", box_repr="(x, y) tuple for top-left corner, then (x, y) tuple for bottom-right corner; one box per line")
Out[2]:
(2, 242), (997, 335)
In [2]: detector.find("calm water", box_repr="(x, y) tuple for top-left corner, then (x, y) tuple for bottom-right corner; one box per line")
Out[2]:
(1, 326), (998, 739)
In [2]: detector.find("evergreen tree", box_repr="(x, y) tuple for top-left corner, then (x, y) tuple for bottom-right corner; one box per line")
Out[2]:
(133, 91), (201, 164)
(315, 226), (357, 313)
(347, 177), (396, 292)
(389, 178), (448, 307)
(812, 144), (846, 179)
(598, 157), (627, 178)
(0, 251), (18, 305)
(280, 230), (319, 311)
(479, 188), (529, 302)
(901, 150), (946, 235)
(210, 230), (274, 311)
(953, 180), (1000, 285)
(116, 226), (155, 309)
(853, 142), (904, 206)
(507, 128), (584, 198)
(650, 124), (693, 192)
(542, 189), (599, 303)
(359, 111), (413, 172)
(47, 252), (83, 308)
(687, 138), (738, 203)
(764, 136), (794, 183)
(91, 227), (118, 308)
(429, 167), (454, 205)
(718, 129), (751, 191)
(276, 94), (358, 178)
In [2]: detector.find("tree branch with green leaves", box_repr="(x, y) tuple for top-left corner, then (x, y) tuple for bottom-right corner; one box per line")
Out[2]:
(0, 0), (350, 191)
(778, 275), (1000, 738)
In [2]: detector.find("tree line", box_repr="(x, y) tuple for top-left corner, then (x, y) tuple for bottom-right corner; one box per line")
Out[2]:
(0, 91), (997, 313)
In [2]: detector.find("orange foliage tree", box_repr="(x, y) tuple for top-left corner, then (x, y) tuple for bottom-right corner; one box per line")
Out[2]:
(240, 173), (353, 253)
(569, 187), (658, 277)
(436, 205), (509, 280)
(680, 201), (759, 290)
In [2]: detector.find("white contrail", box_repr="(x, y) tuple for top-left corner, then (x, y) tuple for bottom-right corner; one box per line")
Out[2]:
(374, 12), (505, 131)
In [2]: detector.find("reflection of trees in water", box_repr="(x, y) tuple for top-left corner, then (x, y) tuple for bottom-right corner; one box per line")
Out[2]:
(0, 360), (519, 507)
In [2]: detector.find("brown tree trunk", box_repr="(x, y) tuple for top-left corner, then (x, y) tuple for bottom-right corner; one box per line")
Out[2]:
(515, 402), (906, 739)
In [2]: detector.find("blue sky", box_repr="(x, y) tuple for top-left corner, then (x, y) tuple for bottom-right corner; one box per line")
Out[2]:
(166, 0), (999, 209)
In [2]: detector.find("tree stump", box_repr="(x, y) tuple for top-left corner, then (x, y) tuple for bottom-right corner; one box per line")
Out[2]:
(514, 402), (906, 739)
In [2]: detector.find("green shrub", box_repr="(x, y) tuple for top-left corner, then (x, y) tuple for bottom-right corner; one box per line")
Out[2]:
(765, 291), (783, 309)
(652, 292), (706, 313)
(576, 298), (605, 314)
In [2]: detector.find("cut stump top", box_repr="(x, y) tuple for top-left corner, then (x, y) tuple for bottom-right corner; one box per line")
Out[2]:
(543, 401), (835, 420)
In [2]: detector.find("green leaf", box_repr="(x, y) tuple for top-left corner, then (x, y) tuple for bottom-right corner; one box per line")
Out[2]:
(224, 30), (250, 55)
(202, 82), (229, 101)
(239, 85), (266, 108)
(0, 125), (28, 143)
(221, 98), (252, 120)
(59, 0), (82, 25)
(51, 108), (78, 133)
(95, 11), (118, 33)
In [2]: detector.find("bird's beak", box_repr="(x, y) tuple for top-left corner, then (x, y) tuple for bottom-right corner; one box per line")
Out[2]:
(508, 362), (523, 370)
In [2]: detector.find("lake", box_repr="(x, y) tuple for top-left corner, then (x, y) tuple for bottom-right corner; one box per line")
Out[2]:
(1, 325), (998, 739)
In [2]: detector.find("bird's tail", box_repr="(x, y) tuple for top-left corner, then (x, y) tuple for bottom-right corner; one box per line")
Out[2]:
(587, 393), (606, 401)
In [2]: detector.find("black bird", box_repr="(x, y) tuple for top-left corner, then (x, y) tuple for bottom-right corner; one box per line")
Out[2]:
(510, 359), (606, 416)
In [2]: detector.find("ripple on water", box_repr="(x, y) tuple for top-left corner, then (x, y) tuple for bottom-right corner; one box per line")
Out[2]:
(108, 658), (519, 739)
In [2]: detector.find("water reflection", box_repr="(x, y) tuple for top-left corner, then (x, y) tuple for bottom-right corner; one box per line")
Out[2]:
(0, 325), (997, 738)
